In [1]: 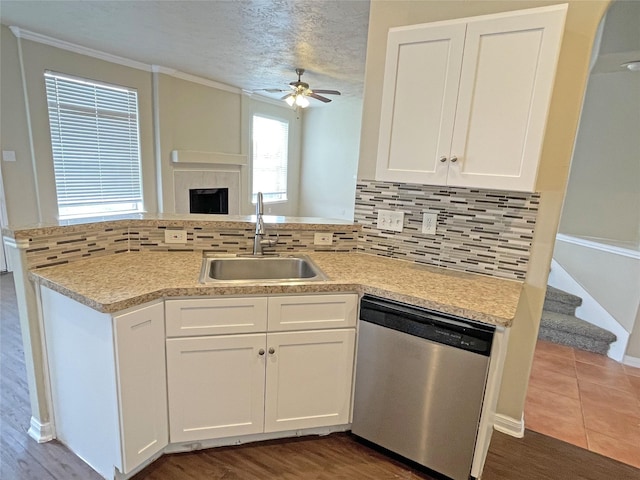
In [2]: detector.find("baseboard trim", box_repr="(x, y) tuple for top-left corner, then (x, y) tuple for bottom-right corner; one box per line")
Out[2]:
(493, 413), (524, 438)
(623, 355), (640, 368)
(28, 416), (54, 443)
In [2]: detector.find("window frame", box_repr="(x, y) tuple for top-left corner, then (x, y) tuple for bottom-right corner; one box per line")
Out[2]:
(44, 70), (144, 220)
(250, 112), (291, 205)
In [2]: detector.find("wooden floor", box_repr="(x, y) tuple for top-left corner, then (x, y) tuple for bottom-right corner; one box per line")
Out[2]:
(2, 273), (639, 480)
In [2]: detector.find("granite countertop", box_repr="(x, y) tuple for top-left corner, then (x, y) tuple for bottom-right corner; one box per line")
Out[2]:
(29, 251), (522, 327)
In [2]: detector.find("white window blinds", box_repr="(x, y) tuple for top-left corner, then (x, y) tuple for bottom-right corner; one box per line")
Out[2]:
(252, 114), (288, 203)
(45, 71), (143, 219)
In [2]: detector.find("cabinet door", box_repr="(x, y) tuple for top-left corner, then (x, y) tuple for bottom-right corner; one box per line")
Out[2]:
(268, 294), (357, 331)
(114, 302), (168, 474)
(448, 7), (566, 191)
(166, 334), (266, 442)
(376, 22), (465, 184)
(264, 329), (356, 433)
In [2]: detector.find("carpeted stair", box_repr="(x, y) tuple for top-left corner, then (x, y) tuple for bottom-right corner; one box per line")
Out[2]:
(538, 286), (616, 355)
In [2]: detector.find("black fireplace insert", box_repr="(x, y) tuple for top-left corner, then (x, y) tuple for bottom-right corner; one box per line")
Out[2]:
(189, 188), (229, 214)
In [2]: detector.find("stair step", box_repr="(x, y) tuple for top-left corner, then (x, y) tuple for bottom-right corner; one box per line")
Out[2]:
(539, 310), (617, 355)
(538, 328), (612, 356)
(543, 286), (582, 315)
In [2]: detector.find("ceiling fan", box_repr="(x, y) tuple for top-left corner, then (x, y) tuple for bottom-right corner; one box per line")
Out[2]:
(262, 68), (341, 108)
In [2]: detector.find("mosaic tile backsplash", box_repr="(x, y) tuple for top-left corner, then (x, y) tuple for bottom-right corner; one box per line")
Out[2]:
(25, 224), (359, 269)
(23, 181), (539, 281)
(355, 180), (540, 280)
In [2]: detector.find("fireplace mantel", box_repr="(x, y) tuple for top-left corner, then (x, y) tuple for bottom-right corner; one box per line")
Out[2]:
(171, 150), (247, 166)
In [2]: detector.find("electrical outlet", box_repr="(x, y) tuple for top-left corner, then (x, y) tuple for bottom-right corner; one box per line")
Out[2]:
(2, 150), (16, 162)
(164, 229), (187, 244)
(422, 212), (438, 235)
(314, 232), (333, 245)
(377, 209), (404, 232)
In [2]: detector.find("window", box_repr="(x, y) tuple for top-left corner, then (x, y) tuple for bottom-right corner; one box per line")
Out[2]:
(251, 114), (288, 203)
(45, 71), (143, 219)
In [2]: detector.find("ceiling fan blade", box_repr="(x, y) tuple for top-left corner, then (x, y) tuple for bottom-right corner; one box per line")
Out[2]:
(260, 88), (287, 93)
(312, 89), (341, 96)
(308, 93), (332, 103)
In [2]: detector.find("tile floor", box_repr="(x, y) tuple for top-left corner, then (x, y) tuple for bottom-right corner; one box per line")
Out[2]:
(525, 340), (640, 469)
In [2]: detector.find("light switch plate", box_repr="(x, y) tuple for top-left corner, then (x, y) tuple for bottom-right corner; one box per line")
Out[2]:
(377, 209), (404, 232)
(164, 229), (187, 244)
(314, 232), (333, 245)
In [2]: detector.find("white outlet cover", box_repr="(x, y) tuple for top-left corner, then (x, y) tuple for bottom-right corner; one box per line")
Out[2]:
(314, 232), (333, 245)
(422, 212), (437, 235)
(2, 150), (16, 162)
(164, 229), (188, 244)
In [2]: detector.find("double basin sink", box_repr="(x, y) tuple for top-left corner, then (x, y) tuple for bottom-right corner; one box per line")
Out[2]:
(199, 254), (328, 284)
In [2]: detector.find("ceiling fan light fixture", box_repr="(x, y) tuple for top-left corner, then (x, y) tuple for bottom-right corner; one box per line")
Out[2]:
(276, 69), (340, 108)
(295, 94), (309, 108)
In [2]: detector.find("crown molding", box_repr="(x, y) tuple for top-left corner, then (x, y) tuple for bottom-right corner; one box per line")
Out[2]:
(152, 65), (240, 94)
(9, 26), (152, 72)
(242, 89), (292, 108)
(9, 26), (244, 94)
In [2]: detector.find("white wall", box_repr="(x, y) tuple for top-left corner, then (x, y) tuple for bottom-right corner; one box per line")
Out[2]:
(554, 240), (640, 333)
(299, 97), (362, 220)
(559, 70), (640, 247)
(554, 0), (640, 358)
(628, 306), (640, 360)
(0, 26), (40, 225)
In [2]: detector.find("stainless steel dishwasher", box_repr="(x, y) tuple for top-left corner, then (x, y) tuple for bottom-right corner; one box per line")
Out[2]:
(352, 295), (495, 480)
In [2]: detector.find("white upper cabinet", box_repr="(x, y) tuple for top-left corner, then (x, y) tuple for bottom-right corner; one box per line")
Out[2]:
(376, 5), (567, 192)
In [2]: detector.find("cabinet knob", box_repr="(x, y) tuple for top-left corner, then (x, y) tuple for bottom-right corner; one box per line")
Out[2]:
(268, 347), (275, 355)
(258, 349), (265, 356)
(450, 156), (458, 163)
(439, 156), (447, 163)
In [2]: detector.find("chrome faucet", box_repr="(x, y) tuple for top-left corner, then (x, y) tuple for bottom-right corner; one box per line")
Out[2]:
(253, 192), (278, 255)
(253, 192), (266, 255)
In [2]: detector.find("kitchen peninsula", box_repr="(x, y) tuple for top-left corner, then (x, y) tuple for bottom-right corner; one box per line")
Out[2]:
(4, 215), (520, 480)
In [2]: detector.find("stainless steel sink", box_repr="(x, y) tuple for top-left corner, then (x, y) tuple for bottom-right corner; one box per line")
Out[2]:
(199, 254), (328, 283)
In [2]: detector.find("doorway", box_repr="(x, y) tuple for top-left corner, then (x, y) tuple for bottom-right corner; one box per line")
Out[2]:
(525, 0), (640, 468)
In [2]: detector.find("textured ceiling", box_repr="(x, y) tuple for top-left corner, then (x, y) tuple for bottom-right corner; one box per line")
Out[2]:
(0, 0), (370, 103)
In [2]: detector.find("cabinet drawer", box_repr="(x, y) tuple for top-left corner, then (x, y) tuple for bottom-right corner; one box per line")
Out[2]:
(268, 294), (357, 331)
(166, 297), (268, 337)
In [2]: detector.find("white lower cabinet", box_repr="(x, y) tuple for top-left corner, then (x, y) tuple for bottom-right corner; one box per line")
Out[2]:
(40, 288), (167, 479)
(165, 294), (357, 443)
